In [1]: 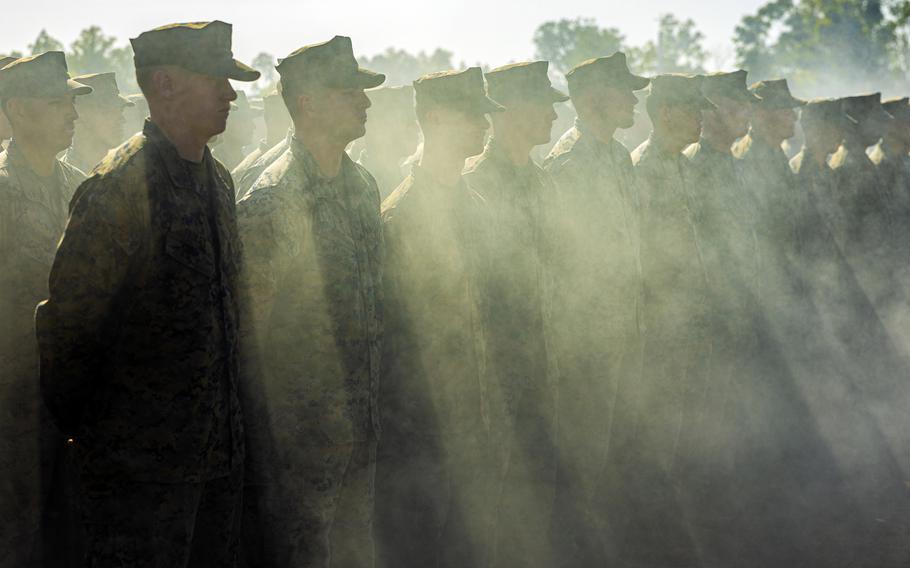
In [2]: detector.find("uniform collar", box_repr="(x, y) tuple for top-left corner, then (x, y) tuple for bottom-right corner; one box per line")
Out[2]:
(143, 119), (216, 191)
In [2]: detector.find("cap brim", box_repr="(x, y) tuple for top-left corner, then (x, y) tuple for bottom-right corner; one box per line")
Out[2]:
(626, 74), (650, 91)
(225, 59), (261, 82)
(67, 79), (93, 96)
(550, 86), (570, 103)
(356, 68), (386, 89)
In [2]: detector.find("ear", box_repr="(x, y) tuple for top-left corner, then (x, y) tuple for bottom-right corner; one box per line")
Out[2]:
(153, 68), (178, 99)
(3, 97), (28, 125)
(296, 92), (312, 118)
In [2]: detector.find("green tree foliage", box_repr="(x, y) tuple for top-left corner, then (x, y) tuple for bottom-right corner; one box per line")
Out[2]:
(28, 29), (63, 54)
(358, 48), (455, 86)
(630, 14), (708, 74)
(533, 17), (626, 73)
(734, 0), (910, 93)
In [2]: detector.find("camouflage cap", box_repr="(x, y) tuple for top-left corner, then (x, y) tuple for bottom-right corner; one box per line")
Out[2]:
(0, 56), (17, 70)
(646, 73), (717, 110)
(130, 21), (260, 82)
(700, 70), (760, 104)
(0, 51), (92, 100)
(276, 36), (385, 90)
(840, 93), (893, 126)
(749, 78), (805, 109)
(882, 97), (910, 122)
(413, 67), (504, 114)
(73, 72), (134, 107)
(800, 98), (857, 130)
(485, 61), (569, 104)
(566, 52), (649, 96)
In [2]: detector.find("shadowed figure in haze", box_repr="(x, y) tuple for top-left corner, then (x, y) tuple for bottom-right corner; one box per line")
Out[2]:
(357, 85), (420, 200)
(375, 66), (504, 568)
(789, 99), (910, 567)
(35, 20), (259, 568)
(543, 52), (649, 567)
(213, 90), (259, 171)
(236, 36), (385, 568)
(462, 60), (567, 568)
(231, 88), (291, 200)
(0, 50), (91, 568)
(121, 93), (149, 141)
(872, 97), (910, 242)
(626, 73), (714, 568)
(65, 72), (134, 174)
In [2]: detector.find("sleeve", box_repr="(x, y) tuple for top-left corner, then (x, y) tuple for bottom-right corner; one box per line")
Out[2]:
(35, 176), (142, 435)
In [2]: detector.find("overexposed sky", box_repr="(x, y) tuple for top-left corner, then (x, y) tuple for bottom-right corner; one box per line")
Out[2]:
(2, 0), (765, 67)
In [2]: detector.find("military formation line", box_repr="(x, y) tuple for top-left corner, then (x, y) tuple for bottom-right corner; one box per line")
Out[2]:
(3, 18), (910, 568)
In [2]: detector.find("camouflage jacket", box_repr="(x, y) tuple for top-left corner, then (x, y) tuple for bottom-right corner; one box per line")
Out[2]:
(827, 145), (896, 250)
(632, 137), (710, 327)
(0, 143), (85, 359)
(544, 125), (641, 338)
(35, 120), (244, 483)
(231, 130), (292, 200)
(463, 139), (557, 401)
(236, 135), (383, 471)
(380, 166), (489, 438)
(684, 141), (760, 296)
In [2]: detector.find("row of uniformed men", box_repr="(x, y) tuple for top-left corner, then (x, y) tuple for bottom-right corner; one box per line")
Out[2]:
(3, 18), (910, 568)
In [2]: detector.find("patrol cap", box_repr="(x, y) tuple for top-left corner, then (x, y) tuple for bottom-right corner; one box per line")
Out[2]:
(749, 78), (805, 109)
(130, 21), (260, 82)
(882, 97), (910, 122)
(799, 98), (857, 130)
(646, 73), (716, 110)
(841, 93), (893, 126)
(0, 52), (92, 100)
(276, 36), (385, 90)
(413, 67), (504, 114)
(73, 72), (134, 107)
(485, 61), (569, 104)
(700, 70), (760, 104)
(566, 52), (649, 96)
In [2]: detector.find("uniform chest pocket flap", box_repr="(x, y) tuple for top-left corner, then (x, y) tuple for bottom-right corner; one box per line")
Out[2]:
(164, 231), (217, 279)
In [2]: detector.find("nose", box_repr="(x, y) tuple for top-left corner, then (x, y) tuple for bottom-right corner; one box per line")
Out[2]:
(223, 79), (238, 102)
(359, 89), (372, 110)
(547, 104), (557, 122)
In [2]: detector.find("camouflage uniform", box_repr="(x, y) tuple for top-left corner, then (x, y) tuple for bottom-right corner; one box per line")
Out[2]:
(0, 141), (85, 568)
(230, 130), (290, 200)
(36, 118), (246, 566)
(376, 165), (494, 568)
(626, 135), (705, 568)
(544, 123), (642, 564)
(463, 137), (559, 568)
(791, 143), (910, 566)
(237, 134), (382, 568)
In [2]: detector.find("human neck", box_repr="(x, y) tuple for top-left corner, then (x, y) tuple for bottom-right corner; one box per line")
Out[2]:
(418, 139), (464, 188)
(701, 125), (736, 155)
(296, 124), (347, 178)
(652, 128), (690, 156)
(804, 137), (833, 167)
(577, 116), (617, 147)
(13, 132), (59, 177)
(493, 125), (533, 166)
(751, 127), (784, 150)
(150, 112), (208, 163)
(883, 137), (908, 159)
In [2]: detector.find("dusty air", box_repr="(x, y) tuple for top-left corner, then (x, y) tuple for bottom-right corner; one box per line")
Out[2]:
(4, 3), (910, 567)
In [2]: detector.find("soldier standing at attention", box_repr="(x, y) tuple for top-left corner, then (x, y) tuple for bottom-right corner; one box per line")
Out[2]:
(357, 85), (420, 200)
(375, 66), (504, 568)
(873, 97), (910, 235)
(542, 52), (649, 567)
(0, 51), (91, 568)
(462, 60), (567, 568)
(35, 21), (259, 567)
(626, 74), (714, 568)
(66, 72), (134, 174)
(236, 36), (385, 568)
(231, 88), (291, 200)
